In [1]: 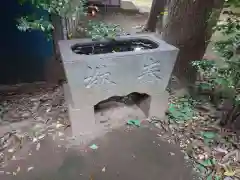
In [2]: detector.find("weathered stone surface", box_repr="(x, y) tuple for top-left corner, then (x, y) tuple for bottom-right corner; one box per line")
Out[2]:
(59, 33), (178, 136)
(64, 83), (169, 136)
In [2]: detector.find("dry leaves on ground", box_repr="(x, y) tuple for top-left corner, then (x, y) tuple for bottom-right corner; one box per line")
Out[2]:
(151, 95), (240, 180)
(0, 85), (69, 167)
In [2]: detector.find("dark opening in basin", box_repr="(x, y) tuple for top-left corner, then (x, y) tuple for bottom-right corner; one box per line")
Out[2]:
(71, 38), (159, 55)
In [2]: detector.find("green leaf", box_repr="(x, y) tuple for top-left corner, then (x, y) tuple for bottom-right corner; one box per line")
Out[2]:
(207, 173), (213, 180)
(196, 164), (207, 173)
(89, 144), (98, 150)
(199, 83), (212, 90)
(204, 138), (212, 145)
(200, 131), (216, 139)
(200, 158), (214, 167)
(214, 175), (221, 180)
(167, 97), (196, 123)
(127, 120), (141, 127)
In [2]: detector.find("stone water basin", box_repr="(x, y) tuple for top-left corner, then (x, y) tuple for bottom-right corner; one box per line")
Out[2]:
(59, 33), (178, 136)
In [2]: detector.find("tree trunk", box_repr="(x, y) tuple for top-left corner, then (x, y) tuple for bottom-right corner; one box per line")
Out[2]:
(156, 0), (170, 33)
(144, 0), (166, 32)
(162, 0), (224, 84)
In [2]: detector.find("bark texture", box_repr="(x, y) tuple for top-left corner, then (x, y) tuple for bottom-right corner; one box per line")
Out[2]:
(144, 0), (166, 32)
(162, 0), (224, 84)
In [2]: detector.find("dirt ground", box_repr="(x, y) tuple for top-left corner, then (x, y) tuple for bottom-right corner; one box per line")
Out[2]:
(0, 82), (196, 180)
(0, 120), (195, 180)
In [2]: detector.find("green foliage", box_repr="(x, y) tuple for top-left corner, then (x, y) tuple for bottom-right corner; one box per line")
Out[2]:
(86, 21), (122, 40)
(17, 0), (86, 35)
(192, 0), (240, 104)
(17, 0), (121, 40)
(167, 96), (197, 123)
(213, 16), (240, 59)
(17, 16), (53, 32)
(196, 158), (221, 180)
(17, 15), (54, 39)
(224, 0), (240, 7)
(19, 0), (86, 15)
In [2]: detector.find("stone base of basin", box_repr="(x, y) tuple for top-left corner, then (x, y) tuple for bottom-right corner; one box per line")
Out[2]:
(63, 83), (169, 137)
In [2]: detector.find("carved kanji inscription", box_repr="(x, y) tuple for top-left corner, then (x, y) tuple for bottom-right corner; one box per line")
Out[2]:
(138, 56), (162, 82)
(84, 64), (116, 88)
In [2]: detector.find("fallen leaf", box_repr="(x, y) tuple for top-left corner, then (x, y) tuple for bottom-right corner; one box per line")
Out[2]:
(12, 156), (16, 160)
(8, 148), (14, 153)
(16, 166), (20, 173)
(200, 131), (216, 139)
(89, 144), (98, 150)
(234, 168), (240, 176)
(27, 166), (34, 172)
(223, 164), (235, 176)
(32, 138), (38, 143)
(224, 177), (233, 180)
(195, 164), (207, 173)
(38, 134), (45, 140)
(214, 147), (228, 159)
(36, 143), (40, 151)
(224, 171), (235, 176)
(58, 132), (64, 137)
(126, 120), (141, 127)
(206, 172), (213, 180)
(198, 154), (205, 160)
(154, 123), (161, 129)
(214, 175), (221, 180)
(56, 123), (64, 129)
(214, 147), (228, 154)
(200, 158), (215, 167)
(222, 150), (240, 163)
(52, 135), (56, 141)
